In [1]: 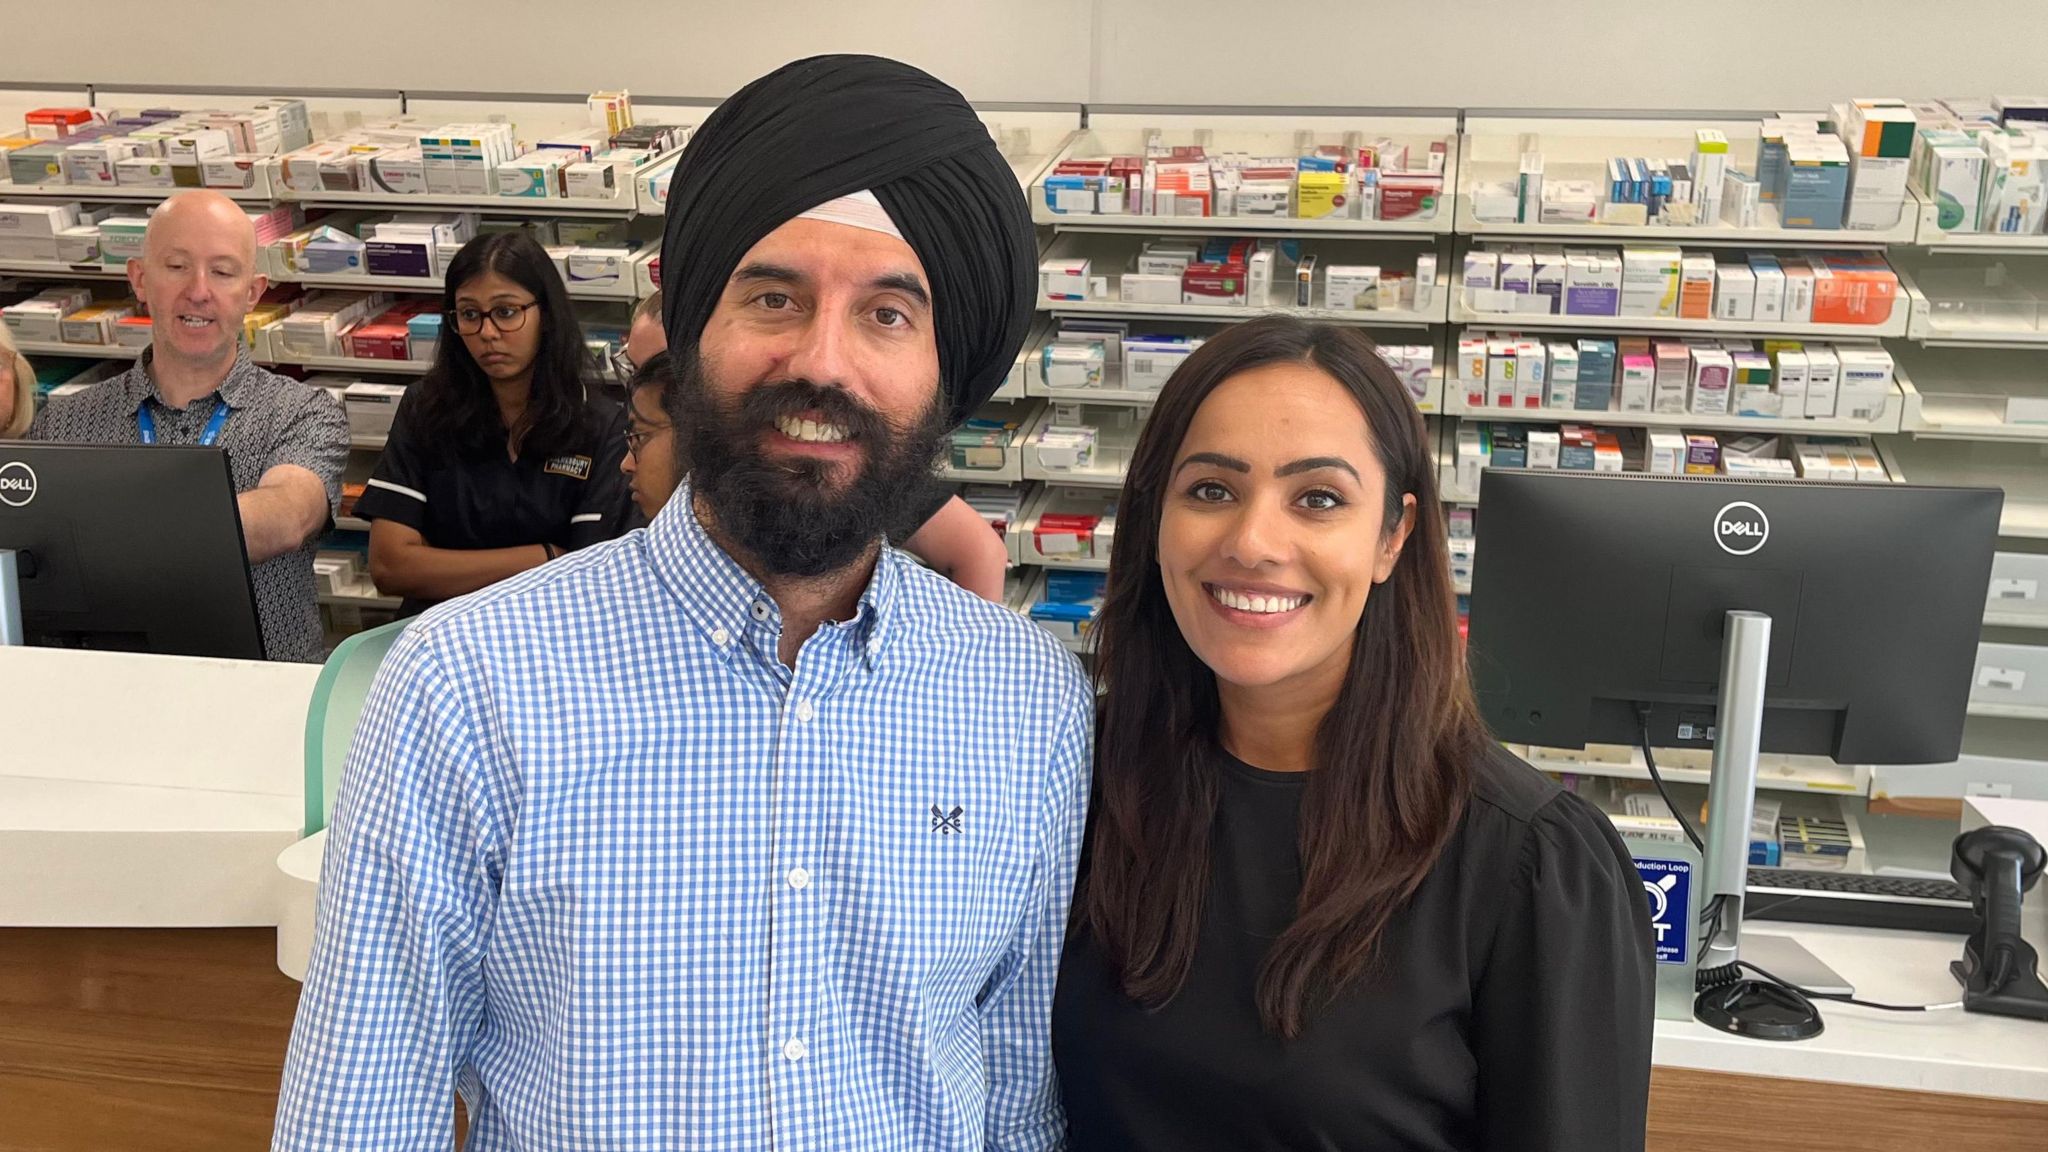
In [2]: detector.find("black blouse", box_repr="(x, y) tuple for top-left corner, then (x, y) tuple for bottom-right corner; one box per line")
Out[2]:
(356, 388), (633, 615)
(1053, 743), (1656, 1152)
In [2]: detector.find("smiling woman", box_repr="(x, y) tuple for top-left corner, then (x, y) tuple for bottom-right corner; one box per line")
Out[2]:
(1053, 315), (1657, 1152)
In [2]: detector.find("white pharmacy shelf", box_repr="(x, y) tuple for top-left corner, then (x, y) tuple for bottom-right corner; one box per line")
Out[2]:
(1896, 262), (2048, 347)
(1438, 461), (1901, 508)
(0, 180), (273, 204)
(938, 399), (1040, 485)
(1029, 117), (1457, 237)
(276, 188), (638, 217)
(1443, 386), (1902, 436)
(349, 434), (388, 450)
(1968, 701), (2048, 721)
(1910, 191), (2048, 251)
(1018, 402), (1137, 489)
(1036, 210), (1445, 238)
(1877, 436), (2048, 540)
(993, 319), (1055, 404)
(1054, 294), (1440, 328)
(1009, 569), (1096, 656)
(1455, 116), (1917, 248)
(1026, 348), (1444, 414)
(1453, 195), (1910, 248)
(1984, 609), (2048, 630)
(1516, 745), (1871, 797)
(13, 340), (143, 360)
(1894, 350), (2048, 443)
(334, 516), (372, 532)
(0, 259), (129, 280)
(272, 269), (638, 301)
(275, 354), (430, 376)
(1010, 484), (1119, 570)
(1448, 297), (1909, 340)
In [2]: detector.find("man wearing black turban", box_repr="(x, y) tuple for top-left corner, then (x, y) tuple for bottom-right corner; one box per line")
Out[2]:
(276, 55), (1093, 1152)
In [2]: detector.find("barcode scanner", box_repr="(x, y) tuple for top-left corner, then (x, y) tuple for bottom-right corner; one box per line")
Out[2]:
(1950, 826), (2048, 1021)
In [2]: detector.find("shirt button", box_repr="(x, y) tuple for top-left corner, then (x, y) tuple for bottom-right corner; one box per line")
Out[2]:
(751, 601), (771, 622)
(783, 1038), (808, 1062)
(866, 638), (882, 656)
(788, 867), (810, 890)
(795, 700), (815, 723)
(711, 628), (731, 647)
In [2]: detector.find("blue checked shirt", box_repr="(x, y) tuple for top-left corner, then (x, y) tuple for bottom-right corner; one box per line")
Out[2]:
(274, 480), (1093, 1151)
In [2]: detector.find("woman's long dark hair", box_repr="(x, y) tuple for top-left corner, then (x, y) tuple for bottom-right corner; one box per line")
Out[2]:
(1085, 314), (1489, 1038)
(411, 230), (590, 460)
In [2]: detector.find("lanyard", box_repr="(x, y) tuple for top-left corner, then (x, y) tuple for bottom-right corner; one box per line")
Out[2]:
(137, 397), (232, 447)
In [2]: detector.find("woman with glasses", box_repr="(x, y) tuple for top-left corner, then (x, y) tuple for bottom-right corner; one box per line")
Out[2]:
(358, 231), (631, 615)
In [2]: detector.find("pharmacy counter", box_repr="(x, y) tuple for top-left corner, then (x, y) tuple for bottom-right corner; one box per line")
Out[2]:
(270, 828), (2048, 1115)
(0, 646), (319, 927)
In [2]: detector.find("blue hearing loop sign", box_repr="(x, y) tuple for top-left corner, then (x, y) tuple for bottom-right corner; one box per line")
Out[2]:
(1633, 857), (1693, 966)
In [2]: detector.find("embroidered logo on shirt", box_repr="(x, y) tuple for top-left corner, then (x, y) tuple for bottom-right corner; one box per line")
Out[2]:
(930, 805), (964, 835)
(544, 454), (594, 480)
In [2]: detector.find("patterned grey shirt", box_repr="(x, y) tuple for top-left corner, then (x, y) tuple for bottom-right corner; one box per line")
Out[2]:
(28, 348), (349, 662)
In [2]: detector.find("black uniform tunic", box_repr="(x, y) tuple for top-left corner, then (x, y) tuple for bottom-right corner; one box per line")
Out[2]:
(355, 388), (632, 616)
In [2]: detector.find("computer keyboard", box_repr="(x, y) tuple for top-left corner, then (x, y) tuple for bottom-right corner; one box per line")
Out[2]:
(1745, 867), (1977, 934)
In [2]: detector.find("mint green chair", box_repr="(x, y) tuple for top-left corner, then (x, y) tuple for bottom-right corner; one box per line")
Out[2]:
(303, 619), (411, 837)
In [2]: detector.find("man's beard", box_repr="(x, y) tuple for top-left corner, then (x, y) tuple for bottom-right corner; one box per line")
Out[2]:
(668, 351), (948, 579)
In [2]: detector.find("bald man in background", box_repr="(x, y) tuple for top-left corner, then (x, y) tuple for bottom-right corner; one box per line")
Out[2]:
(31, 189), (349, 661)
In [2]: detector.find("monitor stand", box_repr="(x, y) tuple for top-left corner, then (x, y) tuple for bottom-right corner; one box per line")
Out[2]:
(0, 548), (21, 646)
(1694, 609), (1849, 1039)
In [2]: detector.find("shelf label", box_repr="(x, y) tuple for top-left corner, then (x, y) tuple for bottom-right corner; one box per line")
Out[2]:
(1977, 666), (2028, 692)
(1966, 782), (2016, 799)
(1990, 577), (2040, 602)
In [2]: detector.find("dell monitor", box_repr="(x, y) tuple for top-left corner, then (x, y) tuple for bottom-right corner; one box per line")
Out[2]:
(1465, 470), (2002, 1038)
(0, 443), (265, 660)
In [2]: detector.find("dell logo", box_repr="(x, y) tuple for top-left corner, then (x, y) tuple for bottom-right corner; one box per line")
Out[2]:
(1713, 501), (1769, 556)
(0, 461), (35, 508)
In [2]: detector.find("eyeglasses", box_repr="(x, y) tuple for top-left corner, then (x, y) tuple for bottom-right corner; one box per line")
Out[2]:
(448, 301), (541, 335)
(623, 422), (671, 456)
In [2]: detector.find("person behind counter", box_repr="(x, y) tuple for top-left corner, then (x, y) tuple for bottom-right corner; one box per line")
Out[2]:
(28, 189), (347, 662)
(1053, 315), (1657, 1152)
(0, 324), (34, 438)
(356, 230), (632, 615)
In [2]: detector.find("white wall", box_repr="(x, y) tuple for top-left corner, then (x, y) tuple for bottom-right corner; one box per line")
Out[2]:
(6, 0), (2048, 110)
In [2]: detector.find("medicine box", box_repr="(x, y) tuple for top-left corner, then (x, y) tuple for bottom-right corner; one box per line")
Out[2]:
(1804, 347), (1841, 418)
(1618, 354), (1654, 413)
(1690, 349), (1733, 415)
(343, 383), (408, 439)
(1748, 256), (1786, 322)
(568, 246), (631, 289)
(60, 302), (131, 344)
(1515, 342), (1547, 409)
(1684, 434), (1721, 475)
(1575, 339), (1616, 411)
(1458, 336), (1488, 406)
(1715, 264), (1756, 322)
(1652, 343), (1690, 414)
(1125, 336), (1201, 392)
(1731, 352), (1778, 417)
(1526, 429), (1560, 470)
(1558, 426), (1597, 471)
(1772, 349), (1810, 414)
(1487, 339), (1518, 408)
(1619, 247), (1681, 319)
(1040, 259), (1092, 302)
(1325, 265), (1381, 311)
(1564, 251), (1621, 316)
(1546, 342), (1579, 410)
(1648, 431), (1685, 475)
(1834, 347), (1894, 421)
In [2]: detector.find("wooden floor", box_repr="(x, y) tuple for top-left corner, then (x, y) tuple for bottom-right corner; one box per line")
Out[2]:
(2, 927), (2045, 1151)
(0, 928), (300, 1152)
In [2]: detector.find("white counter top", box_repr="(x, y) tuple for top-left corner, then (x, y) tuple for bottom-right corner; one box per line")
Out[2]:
(1654, 922), (2048, 1102)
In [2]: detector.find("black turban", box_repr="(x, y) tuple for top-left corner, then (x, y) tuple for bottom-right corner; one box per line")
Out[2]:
(660, 54), (1037, 429)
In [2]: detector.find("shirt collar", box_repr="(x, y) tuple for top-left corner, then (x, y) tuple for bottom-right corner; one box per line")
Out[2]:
(123, 345), (259, 412)
(646, 477), (904, 671)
